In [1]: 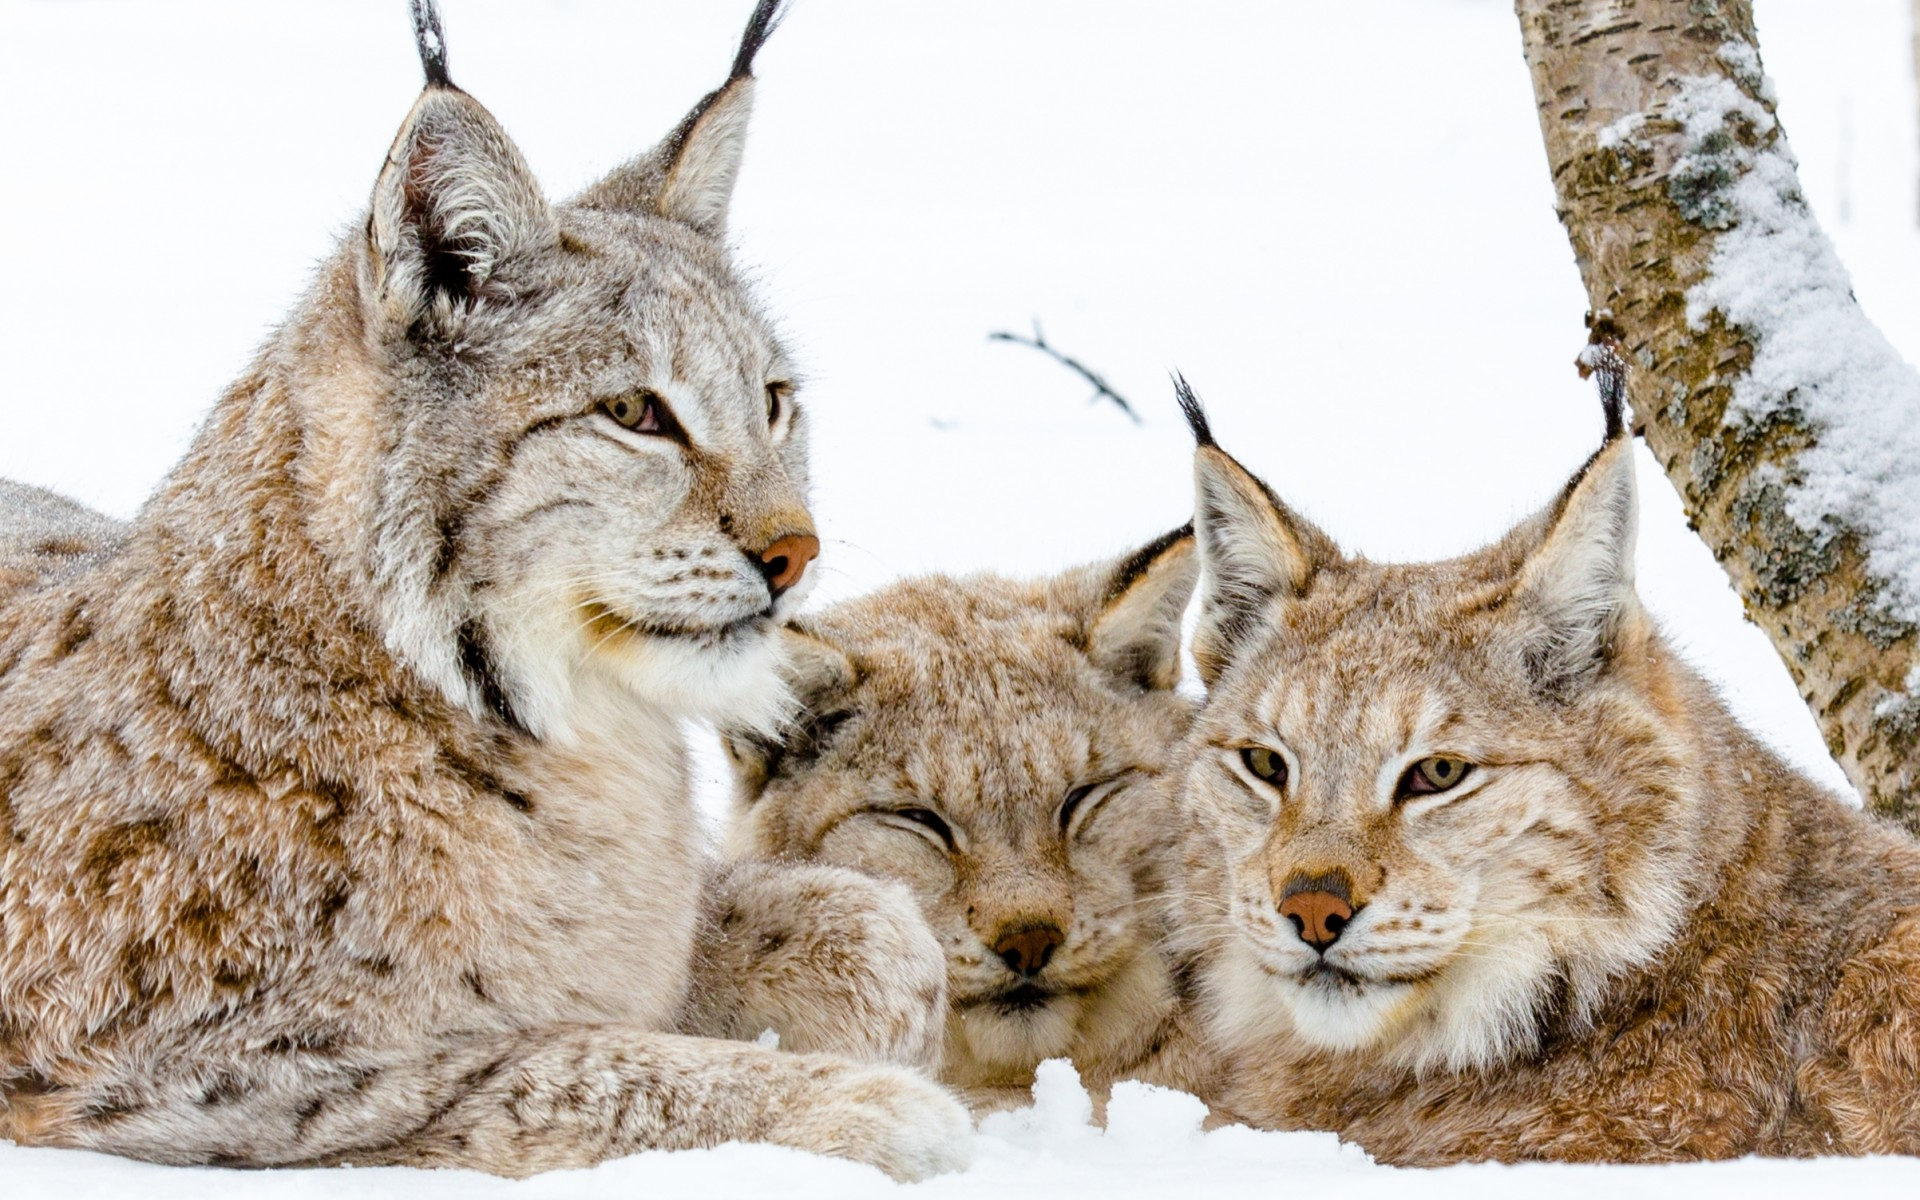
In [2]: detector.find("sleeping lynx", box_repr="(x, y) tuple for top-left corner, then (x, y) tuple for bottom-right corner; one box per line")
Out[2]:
(1170, 380), (1920, 1163)
(0, 2), (970, 1179)
(722, 536), (1217, 1110)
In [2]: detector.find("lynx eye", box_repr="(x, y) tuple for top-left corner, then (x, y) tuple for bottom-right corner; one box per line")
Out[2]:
(1399, 756), (1474, 799)
(603, 391), (664, 433)
(882, 806), (955, 851)
(765, 381), (792, 427)
(1058, 779), (1122, 837)
(1240, 746), (1288, 788)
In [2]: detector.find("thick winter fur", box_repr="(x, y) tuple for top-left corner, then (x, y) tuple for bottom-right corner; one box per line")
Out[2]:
(0, 3), (970, 1180)
(1173, 389), (1920, 1163)
(722, 536), (1219, 1111)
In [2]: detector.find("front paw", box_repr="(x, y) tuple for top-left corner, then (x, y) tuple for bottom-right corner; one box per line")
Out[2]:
(771, 1062), (972, 1182)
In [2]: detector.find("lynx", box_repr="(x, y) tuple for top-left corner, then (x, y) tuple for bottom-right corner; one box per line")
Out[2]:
(722, 536), (1217, 1111)
(0, 2), (971, 1179)
(1170, 379), (1920, 1163)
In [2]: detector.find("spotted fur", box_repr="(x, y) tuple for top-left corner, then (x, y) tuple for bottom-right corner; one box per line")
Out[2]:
(722, 535), (1220, 1111)
(0, 2), (969, 1180)
(1174, 390), (1920, 1163)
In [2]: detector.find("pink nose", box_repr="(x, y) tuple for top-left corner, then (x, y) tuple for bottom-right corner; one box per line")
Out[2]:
(757, 534), (819, 597)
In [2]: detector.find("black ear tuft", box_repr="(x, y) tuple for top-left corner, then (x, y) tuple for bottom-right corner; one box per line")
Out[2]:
(1577, 319), (1630, 444)
(410, 0), (452, 89)
(729, 0), (788, 82)
(1173, 373), (1215, 447)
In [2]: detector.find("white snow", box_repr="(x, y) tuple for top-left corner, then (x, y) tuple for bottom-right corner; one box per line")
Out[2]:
(1674, 54), (1920, 625)
(3, 0), (1920, 1195)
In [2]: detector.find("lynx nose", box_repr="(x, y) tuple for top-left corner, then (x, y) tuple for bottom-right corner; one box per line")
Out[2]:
(993, 923), (1065, 979)
(756, 533), (820, 598)
(1278, 873), (1357, 952)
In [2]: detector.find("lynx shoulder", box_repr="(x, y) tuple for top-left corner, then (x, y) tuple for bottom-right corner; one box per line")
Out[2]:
(1169, 380), (1920, 1163)
(722, 532), (1220, 1109)
(0, 2), (967, 1180)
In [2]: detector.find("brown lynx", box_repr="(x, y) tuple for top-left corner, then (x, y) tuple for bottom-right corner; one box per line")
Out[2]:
(722, 536), (1217, 1110)
(0, 2), (970, 1179)
(1170, 379), (1920, 1163)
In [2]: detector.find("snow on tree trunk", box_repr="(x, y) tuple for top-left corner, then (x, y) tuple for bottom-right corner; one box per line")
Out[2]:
(1912, 0), (1919, 225)
(1515, 0), (1920, 830)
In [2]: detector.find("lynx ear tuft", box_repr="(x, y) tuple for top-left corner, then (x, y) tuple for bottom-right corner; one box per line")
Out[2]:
(1182, 383), (1342, 687)
(574, 0), (786, 236)
(1084, 525), (1199, 692)
(409, 0), (452, 88)
(368, 87), (555, 331)
(1511, 439), (1642, 698)
(722, 624), (856, 796)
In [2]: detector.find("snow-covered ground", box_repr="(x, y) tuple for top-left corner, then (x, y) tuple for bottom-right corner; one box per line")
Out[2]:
(3, 0), (1919, 1195)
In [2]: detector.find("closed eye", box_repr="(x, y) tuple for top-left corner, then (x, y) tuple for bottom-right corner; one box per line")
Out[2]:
(877, 806), (955, 851)
(1058, 777), (1127, 839)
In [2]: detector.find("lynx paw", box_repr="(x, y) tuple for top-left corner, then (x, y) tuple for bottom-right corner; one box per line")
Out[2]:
(697, 862), (949, 1072)
(773, 1062), (973, 1182)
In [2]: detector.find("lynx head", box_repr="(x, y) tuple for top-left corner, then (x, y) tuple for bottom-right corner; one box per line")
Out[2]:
(722, 533), (1199, 1083)
(291, 1), (808, 739)
(1174, 381), (1712, 1073)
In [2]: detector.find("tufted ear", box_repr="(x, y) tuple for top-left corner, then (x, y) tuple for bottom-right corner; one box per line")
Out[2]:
(572, 0), (785, 237)
(1509, 439), (1643, 699)
(1076, 526), (1200, 692)
(721, 624), (857, 796)
(367, 6), (555, 334)
(1177, 378), (1343, 687)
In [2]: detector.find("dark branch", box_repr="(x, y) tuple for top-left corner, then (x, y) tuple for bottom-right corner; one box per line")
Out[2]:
(989, 320), (1140, 423)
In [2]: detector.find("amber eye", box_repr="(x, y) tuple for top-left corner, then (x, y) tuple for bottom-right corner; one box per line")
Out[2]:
(1240, 746), (1287, 788)
(603, 391), (664, 433)
(765, 381), (792, 426)
(1399, 756), (1474, 799)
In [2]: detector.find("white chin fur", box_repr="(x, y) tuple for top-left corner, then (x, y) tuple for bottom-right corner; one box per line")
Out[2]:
(950, 995), (1083, 1072)
(592, 625), (791, 732)
(1212, 931), (1557, 1074)
(477, 594), (791, 743)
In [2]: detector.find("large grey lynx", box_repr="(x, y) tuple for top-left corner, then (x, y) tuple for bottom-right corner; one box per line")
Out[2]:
(1170, 378), (1920, 1162)
(0, 2), (970, 1179)
(720, 537), (1218, 1111)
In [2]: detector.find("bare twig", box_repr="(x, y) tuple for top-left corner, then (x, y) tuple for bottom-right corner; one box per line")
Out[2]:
(988, 319), (1140, 423)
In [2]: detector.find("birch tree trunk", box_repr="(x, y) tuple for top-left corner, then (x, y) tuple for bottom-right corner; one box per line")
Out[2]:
(1515, 0), (1920, 830)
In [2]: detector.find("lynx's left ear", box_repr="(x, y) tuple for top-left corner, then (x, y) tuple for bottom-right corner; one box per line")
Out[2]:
(1070, 526), (1200, 692)
(573, 0), (786, 236)
(721, 624), (856, 796)
(1509, 439), (1644, 698)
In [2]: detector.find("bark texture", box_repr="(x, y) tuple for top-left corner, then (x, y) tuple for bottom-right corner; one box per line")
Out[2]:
(1515, 0), (1920, 829)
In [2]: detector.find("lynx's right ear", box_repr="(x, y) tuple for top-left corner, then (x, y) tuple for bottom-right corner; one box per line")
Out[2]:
(722, 625), (857, 796)
(573, 0), (786, 237)
(366, 3), (557, 334)
(1178, 378), (1343, 687)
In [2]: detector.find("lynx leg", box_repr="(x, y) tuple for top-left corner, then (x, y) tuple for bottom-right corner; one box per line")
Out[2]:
(682, 861), (950, 1073)
(22, 1028), (970, 1181)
